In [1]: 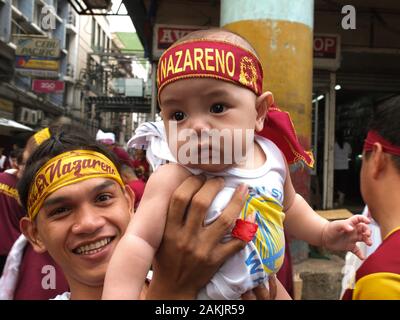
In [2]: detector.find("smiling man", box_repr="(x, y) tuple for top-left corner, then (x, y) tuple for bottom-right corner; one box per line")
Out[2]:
(19, 146), (132, 300)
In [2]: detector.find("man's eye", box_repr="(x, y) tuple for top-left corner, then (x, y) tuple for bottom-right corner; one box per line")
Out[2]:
(172, 111), (186, 121)
(96, 194), (112, 202)
(210, 104), (225, 113)
(50, 207), (69, 217)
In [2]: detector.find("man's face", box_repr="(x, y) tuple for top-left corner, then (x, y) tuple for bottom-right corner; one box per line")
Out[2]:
(29, 178), (132, 288)
(160, 78), (259, 172)
(134, 149), (145, 160)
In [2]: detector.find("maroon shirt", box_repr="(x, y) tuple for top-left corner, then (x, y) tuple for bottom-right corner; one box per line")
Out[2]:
(13, 246), (69, 300)
(277, 234), (294, 298)
(127, 179), (146, 209)
(0, 172), (26, 256)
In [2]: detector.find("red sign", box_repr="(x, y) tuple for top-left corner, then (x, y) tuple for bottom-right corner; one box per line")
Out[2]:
(153, 24), (207, 59)
(32, 80), (64, 93)
(157, 27), (201, 50)
(313, 34), (340, 71)
(313, 36), (337, 59)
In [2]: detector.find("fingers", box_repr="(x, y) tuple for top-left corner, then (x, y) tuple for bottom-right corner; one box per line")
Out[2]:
(212, 238), (247, 267)
(341, 215), (371, 233)
(207, 184), (248, 243)
(352, 244), (366, 260)
(268, 274), (277, 300)
(253, 283), (271, 300)
(167, 175), (206, 226)
(241, 283), (271, 300)
(356, 223), (373, 246)
(185, 177), (225, 235)
(349, 214), (371, 226)
(241, 290), (257, 300)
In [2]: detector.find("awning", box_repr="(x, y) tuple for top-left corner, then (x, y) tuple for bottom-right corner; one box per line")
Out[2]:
(0, 117), (33, 135)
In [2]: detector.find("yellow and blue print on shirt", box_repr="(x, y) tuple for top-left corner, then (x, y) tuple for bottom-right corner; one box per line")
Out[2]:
(241, 186), (285, 275)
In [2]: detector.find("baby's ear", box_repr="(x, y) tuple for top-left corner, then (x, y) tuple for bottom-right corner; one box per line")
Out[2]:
(255, 92), (274, 132)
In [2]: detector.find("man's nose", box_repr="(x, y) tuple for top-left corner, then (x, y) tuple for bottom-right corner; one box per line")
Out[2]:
(71, 205), (105, 235)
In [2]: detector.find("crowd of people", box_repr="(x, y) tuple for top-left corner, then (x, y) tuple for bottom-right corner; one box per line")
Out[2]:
(0, 28), (398, 300)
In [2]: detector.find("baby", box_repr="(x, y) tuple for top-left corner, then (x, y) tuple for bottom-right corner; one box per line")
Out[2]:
(103, 29), (371, 300)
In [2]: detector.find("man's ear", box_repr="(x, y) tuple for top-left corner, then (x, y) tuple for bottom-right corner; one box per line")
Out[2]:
(255, 91), (274, 132)
(370, 143), (389, 179)
(123, 185), (136, 215)
(20, 217), (47, 253)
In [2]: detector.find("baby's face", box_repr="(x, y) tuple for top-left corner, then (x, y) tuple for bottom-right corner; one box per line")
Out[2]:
(160, 78), (259, 172)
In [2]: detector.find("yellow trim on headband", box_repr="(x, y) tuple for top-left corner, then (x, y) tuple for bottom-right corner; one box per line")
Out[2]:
(28, 149), (124, 220)
(33, 128), (51, 146)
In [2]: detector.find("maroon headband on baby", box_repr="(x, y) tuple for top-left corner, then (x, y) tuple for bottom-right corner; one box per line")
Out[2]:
(157, 39), (263, 100)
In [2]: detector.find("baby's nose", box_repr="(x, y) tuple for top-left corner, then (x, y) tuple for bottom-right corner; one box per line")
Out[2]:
(190, 117), (211, 134)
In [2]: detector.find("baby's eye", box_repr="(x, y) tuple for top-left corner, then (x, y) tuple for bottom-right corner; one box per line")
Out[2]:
(172, 111), (186, 121)
(210, 104), (225, 114)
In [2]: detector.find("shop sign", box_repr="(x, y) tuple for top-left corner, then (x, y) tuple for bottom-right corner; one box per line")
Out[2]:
(32, 80), (65, 93)
(313, 34), (341, 71)
(16, 69), (59, 78)
(15, 36), (60, 58)
(153, 24), (207, 59)
(16, 56), (59, 71)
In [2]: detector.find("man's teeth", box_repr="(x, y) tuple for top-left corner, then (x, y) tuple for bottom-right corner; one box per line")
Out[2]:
(75, 238), (112, 255)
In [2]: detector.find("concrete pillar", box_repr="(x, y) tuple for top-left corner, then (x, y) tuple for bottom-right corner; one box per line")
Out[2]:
(221, 0), (314, 199)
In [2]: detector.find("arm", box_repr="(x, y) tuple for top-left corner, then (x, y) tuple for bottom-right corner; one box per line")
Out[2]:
(146, 176), (249, 299)
(102, 163), (191, 299)
(283, 162), (329, 246)
(283, 162), (372, 257)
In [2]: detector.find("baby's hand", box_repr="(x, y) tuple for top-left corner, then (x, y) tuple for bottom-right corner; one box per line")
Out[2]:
(322, 215), (372, 260)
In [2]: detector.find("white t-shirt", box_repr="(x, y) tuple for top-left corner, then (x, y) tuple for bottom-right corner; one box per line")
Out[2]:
(334, 142), (352, 170)
(51, 292), (71, 300)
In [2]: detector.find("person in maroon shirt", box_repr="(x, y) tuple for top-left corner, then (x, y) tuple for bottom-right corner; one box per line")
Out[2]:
(0, 124), (73, 299)
(132, 149), (150, 181)
(120, 164), (146, 210)
(0, 169), (26, 275)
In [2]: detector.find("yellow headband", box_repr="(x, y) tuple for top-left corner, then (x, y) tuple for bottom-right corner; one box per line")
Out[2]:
(33, 128), (51, 145)
(28, 149), (124, 220)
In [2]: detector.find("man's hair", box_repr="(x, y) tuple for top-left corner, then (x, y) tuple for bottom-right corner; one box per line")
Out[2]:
(17, 129), (120, 211)
(367, 94), (400, 171)
(25, 118), (87, 155)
